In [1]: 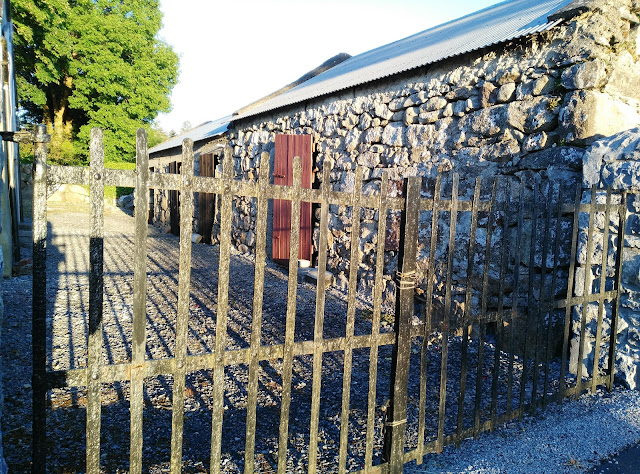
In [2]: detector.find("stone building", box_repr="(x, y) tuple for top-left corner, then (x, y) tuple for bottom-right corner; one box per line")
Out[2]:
(149, 117), (230, 239)
(149, 0), (640, 385)
(223, 0), (640, 288)
(149, 54), (353, 240)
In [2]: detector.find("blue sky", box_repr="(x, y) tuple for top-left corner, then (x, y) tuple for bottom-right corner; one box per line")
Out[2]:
(156, 0), (503, 133)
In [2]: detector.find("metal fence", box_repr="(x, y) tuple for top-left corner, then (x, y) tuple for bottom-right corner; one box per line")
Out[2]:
(14, 125), (626, 473)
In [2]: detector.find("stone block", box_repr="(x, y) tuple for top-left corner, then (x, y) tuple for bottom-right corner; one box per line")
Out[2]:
(559, 90), (640, 145)
(374, 102), (394, 120)
(561, 59), (607, 90)
(518, 146), (583, 171)
(388, 97), (407, 112)
(615, 351), (640, 390)
(418, 110), (442, 124)
(604, 52), (640, 101)
(363, 127), (382, 144)
(496, 82), (516, 103)
(344, 128), (361, 153)
(358, 113), (373, 131)
(381, 123), (405, 147)
(405, 107), (419, 125)
(446, 85), (475, 100)
(507, 96), (557, 134)
(357, 152), (380, 169)
(602, 161), (640, 189)
(532, 75), (555, 96)
(421, 96), (447, 113)
(459, 104), (508, 137)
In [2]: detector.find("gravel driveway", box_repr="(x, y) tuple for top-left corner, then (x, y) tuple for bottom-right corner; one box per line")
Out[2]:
(2, 200), (639, 473)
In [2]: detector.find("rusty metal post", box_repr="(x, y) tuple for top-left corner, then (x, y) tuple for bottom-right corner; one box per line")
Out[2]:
(0, 127), (50, 472)
(86, 128), (105, 473)
(383, 176), (421, 472)
(130, 129), (150, 473)
(608, 192), (627, 390)
(30, 125), (50, 473)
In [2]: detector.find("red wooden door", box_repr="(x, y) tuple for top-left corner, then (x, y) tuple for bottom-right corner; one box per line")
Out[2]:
(273, 134), (313, 265)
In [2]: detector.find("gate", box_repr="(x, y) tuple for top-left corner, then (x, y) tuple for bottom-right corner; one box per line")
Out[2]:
(14, 125), (626, 473)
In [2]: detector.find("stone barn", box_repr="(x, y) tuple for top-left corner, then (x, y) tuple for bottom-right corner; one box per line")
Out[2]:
(150, 0), (640, 386)
(225, 0), (640, 291)
(149, 117), (230, 241)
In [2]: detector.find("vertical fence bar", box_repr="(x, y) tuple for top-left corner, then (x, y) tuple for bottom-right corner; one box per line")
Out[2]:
(532, 187), (553, 408)
(560, 184), (583, 400)
(456, 177), (481, 444)
(170, 139), (195, 472)
(86, 128), (105, 474)
(130, 129), (150, 473)
(520, 187), (538, 416)
(491, 180), (510, 429)
(31, 125), (49, 474)
(245, 153), (270, 472)
(382, 176), (421, 472)
(608, 192), (627, 391)
(543, 187), (563, 409)
(338, 166), (363, 473)
(277, 156), (303, 474)
(308, 164), (332, 474)
(436, 174), (458, 453)
(507, 185), (524, 419)
(418, 176), (441, 460)
(475, 179), (498, 438)
(576, 186), (597, 396)
(592, 188), (612, 393)
(364, 172), (390, 471)
(210, 147), (234, 472)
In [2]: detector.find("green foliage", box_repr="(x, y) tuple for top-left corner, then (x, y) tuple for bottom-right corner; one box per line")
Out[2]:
(12, 0), (179, 164)
(146, 125), (169, 149)
(105, 160), (136, 201)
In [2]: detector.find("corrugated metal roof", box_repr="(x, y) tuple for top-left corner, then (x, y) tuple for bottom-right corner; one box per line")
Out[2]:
(149, 115), (231, 155)
(233, 0), (573, 121)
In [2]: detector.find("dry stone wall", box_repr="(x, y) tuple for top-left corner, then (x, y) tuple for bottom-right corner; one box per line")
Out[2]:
(227, 0), (640, 303)
(573, 128), (640, 389)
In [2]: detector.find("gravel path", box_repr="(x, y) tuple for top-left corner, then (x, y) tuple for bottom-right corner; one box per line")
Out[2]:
(2, 201), (640, 473)
(407, 387), (640, 473)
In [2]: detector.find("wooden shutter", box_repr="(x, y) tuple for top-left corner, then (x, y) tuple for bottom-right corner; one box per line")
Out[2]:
(272, 134), (313, 265)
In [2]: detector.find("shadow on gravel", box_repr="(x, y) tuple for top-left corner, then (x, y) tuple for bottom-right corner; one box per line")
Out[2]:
(2, 209), (574, 473)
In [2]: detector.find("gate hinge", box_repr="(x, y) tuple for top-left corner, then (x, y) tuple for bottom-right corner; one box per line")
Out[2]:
(0, 128), (51, 144)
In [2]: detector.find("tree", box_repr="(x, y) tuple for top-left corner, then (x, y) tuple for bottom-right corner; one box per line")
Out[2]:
(147, 124), (169, 148)
(12, 0), (179, 164)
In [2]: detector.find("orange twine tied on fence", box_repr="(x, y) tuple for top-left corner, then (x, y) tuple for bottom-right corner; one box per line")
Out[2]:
(394, 270), (416, 290)
(384, 418), (407, 427)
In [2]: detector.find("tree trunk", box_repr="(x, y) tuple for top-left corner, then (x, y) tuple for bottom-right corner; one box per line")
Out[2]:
(46, 75), (75, 163)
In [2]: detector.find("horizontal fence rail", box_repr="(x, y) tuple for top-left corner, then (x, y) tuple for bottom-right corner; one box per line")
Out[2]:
(21, 127), (625, 473)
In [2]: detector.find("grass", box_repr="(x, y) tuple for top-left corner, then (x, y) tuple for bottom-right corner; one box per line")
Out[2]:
(77, 161), (135, 202)
(104, 161), (136, 202)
